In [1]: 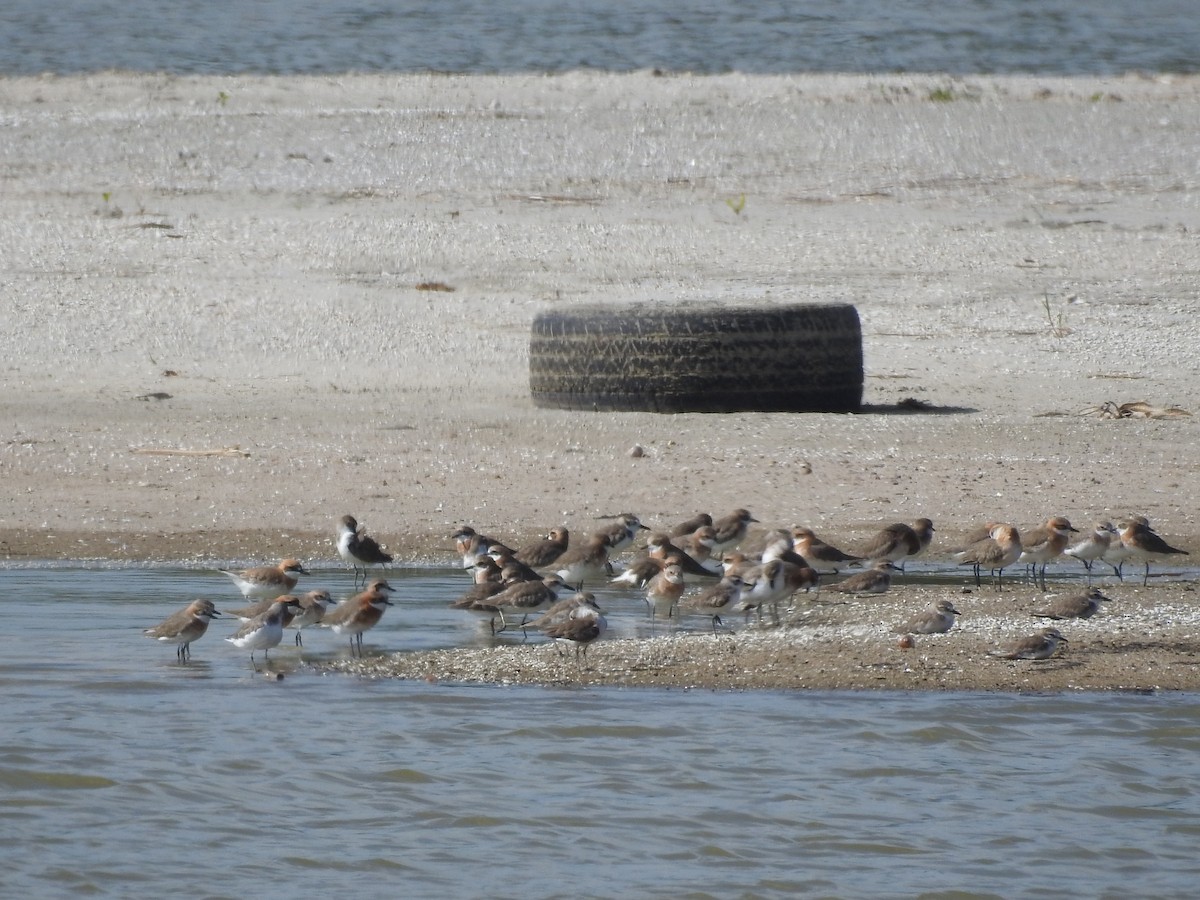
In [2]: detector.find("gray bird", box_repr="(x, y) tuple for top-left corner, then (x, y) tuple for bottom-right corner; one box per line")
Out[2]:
(988, 628), (1069, 661)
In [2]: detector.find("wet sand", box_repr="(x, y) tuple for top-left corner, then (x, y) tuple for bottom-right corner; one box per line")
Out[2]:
(2, 71), (1199, 690)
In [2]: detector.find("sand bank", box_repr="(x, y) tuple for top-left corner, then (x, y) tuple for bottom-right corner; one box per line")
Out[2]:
(2, 72), (1198, 689)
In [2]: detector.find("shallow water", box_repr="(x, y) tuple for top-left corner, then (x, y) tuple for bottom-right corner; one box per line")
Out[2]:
(2, 0), (1198, 76)
(2, 565), (1200, 897)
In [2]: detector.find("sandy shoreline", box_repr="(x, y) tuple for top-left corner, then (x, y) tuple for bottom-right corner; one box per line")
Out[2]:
(3, 71), (1199, 690)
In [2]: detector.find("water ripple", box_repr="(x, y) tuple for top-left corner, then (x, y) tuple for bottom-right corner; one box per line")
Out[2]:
(1, 569), (1200, 897)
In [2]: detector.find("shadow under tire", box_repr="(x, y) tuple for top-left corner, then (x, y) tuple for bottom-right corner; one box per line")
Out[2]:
(529, 303), (863, 413)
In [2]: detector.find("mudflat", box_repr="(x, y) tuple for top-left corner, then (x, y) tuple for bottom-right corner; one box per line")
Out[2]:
(2, 72), (1198, 689)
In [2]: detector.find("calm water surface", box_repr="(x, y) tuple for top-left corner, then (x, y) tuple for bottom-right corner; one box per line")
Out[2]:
(2, 565), (1200, 898)
(1, 0), (1198, 75)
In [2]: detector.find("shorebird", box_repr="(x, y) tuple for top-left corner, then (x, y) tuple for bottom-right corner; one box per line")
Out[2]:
(449, 560), (508, 632)
(680, 525), (724, 573)
(452, 525), (508, 569)
(668, 512), (712, 539)
(678, 574), (744, 633)
(492, 574), (571, 631)
(515, 526), (570, 568)
(227, 594), (301, 627)
(708, 508), (758, 554)
(486, 545), (543, 584)
(553, 533), (612, 588)
(541, 599), (608, 665)
(737, 558), (819, 623)
(988, 627), (1069, 661)
(911, 518), (936, 556)
(720, 551), (758, 581)
(219, 558), (309, 599)
(609, 554), (671, 591)
(1017, 516), (1078, 590)
(1032, 588), (1113, 620)
(952, 521), (1000, 552)
(645, 532), (720, 580)
(1118, 520), (1189, 586)
(455, 557), (504, 590)
(289, 589), (334, 646)
(144, 599), (221, 661)
(225, 596), (304, 670)
(521, 591), (602, 631)
(323, 579), (396, 656)
(826, 559), (898, 595)
(759, 529), (815, 569)
(864, 518), (916, 566)
(955, 524), (1022, 589)
(893, 599), (960, 635)
(858, 519), (933, 572)
(1065, 521), (1118, 583)
(1103, 515), (1151, 580)
(594, 513), (648, 554)
(643, 561), (687, 621)
(336, 515), (393, 587)
(790, 526), (862, 574)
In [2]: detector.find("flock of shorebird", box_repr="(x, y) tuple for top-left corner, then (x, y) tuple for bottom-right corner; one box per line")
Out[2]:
(144, 509), (1190, 669)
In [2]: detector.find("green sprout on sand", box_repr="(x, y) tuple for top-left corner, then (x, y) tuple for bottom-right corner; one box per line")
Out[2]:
(217, 90), (230, 106)
(725, 194), (746, 216)
(928, 87), (956, 102)
(98, 191), (123, 218)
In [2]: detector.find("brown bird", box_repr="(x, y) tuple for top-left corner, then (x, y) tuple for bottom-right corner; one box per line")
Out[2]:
(758, 529), (815, 569)
(1103, 515), (1151, 580)
(894, 599), (960, 635)
(553, 534), (613, 588)
(522, 591), (602, 631)
(790, 526), (863, 574)
(219, 558), (309, 599)
(720, 552), (758, 580)
(451, 525), (511, 569)
(645, 532), (720, 579)
(827, 560), (898, 595)
(1117, 520), (1189, 586)
(492, 574), (571, 631)
(952, 521), (1001, 553)
(322, 579), (396, 656)
(1017, 516), (1079, 590)
(610, 554), (672, 590)
(541, 600), (608, 665)
(594, 513), (649, 554)
(289, 589), (334, 646)
(669, 512), (713, 539)
(680, 526), (722, 571)
(1032, 588), (1113, 621)
(515, 526), (570, 568)
(988, 627), (1069, 660)
(144, 599), (221, 661)
(955, 524), (1022, 590)
(225, 596), (305, 670)
(737, 558), (819, 623)
(226, 594), (302, 627)
(708, 509), (758, 554)
(858, 519), (933, 572)
(643, 561), (688, 621)
(678, 574), (744, 633)
(449, 560), (508, 632)
(486, 545), (543, 584)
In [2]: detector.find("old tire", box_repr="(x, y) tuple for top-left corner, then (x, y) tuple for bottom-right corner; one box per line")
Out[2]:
(529, 303), (863, 413)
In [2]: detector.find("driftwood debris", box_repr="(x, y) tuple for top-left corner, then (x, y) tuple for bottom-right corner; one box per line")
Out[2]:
(1038, 400), (1191, 420)
(130, 446), (250, 458)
